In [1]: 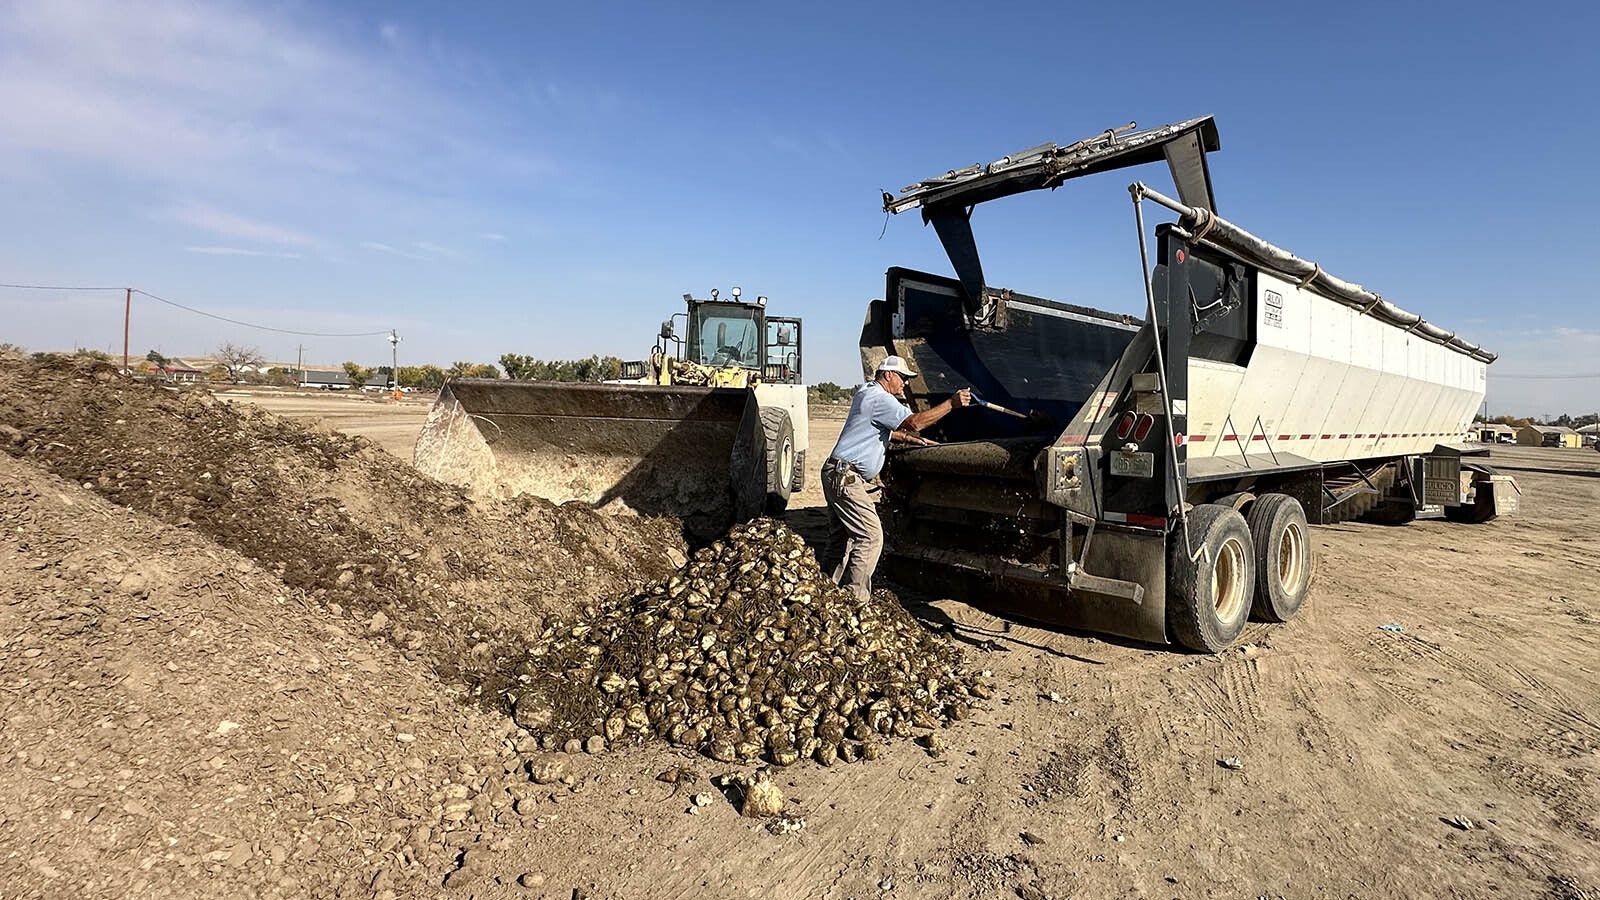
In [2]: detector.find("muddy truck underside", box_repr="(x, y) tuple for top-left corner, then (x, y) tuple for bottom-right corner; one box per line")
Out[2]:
(870, 117), (1514, 652)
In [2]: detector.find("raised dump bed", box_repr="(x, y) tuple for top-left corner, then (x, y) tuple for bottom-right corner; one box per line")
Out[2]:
(870, 116), (1515, 652)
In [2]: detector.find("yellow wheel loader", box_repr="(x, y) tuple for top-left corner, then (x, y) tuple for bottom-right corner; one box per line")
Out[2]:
(413, 288), (808, 538)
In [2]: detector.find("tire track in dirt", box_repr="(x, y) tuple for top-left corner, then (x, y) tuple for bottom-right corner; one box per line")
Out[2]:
(1332, 615), (1600, 847)
(1179, 652), (1265, 748)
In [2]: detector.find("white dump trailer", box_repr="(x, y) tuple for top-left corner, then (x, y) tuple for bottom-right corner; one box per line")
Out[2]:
(869, 116), (1515, 652)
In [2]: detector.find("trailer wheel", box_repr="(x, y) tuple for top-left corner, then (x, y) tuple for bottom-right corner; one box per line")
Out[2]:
(760, 408), (795, 515)
(1168, 504), (1255, 652)
(1245, 494), (1312, 622)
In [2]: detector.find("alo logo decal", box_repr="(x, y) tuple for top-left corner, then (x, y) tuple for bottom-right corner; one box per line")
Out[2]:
(1263, 290), (1284, 328)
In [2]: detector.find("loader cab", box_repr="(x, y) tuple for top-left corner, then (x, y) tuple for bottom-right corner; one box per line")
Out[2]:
(685, 289), (765, 370)
(665, 287), (803, 385)
(764, 317), (803, 384)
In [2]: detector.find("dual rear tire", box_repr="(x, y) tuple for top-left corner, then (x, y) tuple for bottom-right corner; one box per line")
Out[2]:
(1168, 495), (1313, 652)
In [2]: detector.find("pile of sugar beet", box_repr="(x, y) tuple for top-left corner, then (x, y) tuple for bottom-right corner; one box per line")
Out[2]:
(509, 519), (988, 766)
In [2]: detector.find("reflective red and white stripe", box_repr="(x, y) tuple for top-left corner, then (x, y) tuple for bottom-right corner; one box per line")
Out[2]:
(1185, 431), (1457, 443)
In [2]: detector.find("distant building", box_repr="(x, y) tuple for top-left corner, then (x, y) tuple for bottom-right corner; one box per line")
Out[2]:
(149, 364), (204, 384)
(1476, 423), (1515, 443)
(300, 370), (351, 390)
(1516, 424), (1581, 448)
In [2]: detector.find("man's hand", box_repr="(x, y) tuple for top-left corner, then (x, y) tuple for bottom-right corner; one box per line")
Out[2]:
(904, 386), (974, 433)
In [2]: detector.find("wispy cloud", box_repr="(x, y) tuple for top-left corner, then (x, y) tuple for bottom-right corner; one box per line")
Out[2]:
(361, 241), (426, 260)
(0, 1), (546, 208)
(172, 204), (317, 247)
(184, 246), (304, 259)
(479, 232), (506, 241)
(413, 241), (459, 258)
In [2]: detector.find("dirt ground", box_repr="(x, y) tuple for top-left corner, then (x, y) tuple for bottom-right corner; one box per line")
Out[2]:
(3, 373), (1597, 899)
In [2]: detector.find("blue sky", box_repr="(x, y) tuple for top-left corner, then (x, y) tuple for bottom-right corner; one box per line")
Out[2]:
(1, 0), (1595, 416)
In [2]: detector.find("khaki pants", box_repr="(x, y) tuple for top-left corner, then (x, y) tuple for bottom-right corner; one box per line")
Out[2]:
(822, 466), (882, 601)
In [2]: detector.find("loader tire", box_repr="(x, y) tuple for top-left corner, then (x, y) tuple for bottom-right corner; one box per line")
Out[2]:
(1168, 504), (1255, 653)
(761, 408), (795, 515)
(790, 450), (806, 493)
(1245, 494), (1312, 623)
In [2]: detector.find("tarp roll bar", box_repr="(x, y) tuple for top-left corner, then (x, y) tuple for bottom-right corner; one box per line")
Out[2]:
(1132, 183), (1496, 364)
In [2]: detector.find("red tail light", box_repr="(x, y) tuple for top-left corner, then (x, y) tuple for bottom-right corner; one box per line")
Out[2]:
(1134, 413), (1155, 441)
(1115, 412), (1136, 440)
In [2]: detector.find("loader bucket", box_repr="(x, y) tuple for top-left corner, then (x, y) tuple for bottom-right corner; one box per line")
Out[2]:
(413, 379), (767, 539)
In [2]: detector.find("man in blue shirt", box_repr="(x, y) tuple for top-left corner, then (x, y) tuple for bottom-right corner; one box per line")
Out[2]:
(822, 355), (971, 600)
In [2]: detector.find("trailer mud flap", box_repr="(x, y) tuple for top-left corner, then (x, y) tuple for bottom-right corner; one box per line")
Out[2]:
(1075, 529), (1167, 644)
(882, 528), (1167, 646)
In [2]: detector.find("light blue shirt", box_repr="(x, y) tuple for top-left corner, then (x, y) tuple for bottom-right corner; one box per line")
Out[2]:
(828, 382), (912, 480)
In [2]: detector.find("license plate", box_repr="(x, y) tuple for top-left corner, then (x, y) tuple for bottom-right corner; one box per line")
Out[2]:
(1110, 451), (1155, 478)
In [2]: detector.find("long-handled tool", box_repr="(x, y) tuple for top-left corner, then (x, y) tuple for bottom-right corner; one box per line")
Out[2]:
(970, 393), (1056, 431)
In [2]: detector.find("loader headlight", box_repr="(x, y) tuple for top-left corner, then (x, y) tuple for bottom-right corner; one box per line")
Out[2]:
(731, 286), (741, 299)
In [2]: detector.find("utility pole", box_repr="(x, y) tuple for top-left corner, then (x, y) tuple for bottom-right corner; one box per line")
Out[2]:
(388, 330), (400, 394)
(122, 287), (132, 374)
(296, 344), (306, 387)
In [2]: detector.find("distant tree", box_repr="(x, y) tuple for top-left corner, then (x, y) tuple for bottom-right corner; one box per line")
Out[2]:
(264, 367), (295, 387)
(809, 382), (857, 404)
(499, 353), (628, 383)
(447, 361), (476, 378)
(215, 342), (263, 383)
(73, 347), (113, 362)
(467, 363), (500, 379)
(342, 361), (373, 389)
(0, 342), (26, 358)
(500, 353), (534, 380)
(396, 364), (446, 391)
(146, 349), (169, 368)
(572, 355), (601, 382)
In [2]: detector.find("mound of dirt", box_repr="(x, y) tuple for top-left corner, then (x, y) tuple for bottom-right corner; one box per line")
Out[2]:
(0, 452), (546, 899)
(0, 358), (684, 704)
(512, 519), (979, 766)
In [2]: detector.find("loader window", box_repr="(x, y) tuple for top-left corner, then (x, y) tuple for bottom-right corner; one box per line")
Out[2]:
(690, 305), (762, 368)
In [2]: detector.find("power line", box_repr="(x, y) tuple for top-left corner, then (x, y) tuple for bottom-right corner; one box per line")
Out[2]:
(132, 290), (390, 338)
(0, 281), (123, 291)
(4, 279), (390, 338)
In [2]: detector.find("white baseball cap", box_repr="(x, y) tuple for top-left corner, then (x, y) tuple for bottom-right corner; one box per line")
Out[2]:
(876, 355), (918, 378)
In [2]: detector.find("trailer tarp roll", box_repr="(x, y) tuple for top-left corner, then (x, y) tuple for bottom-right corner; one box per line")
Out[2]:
(1133, 183), (1496, 363)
